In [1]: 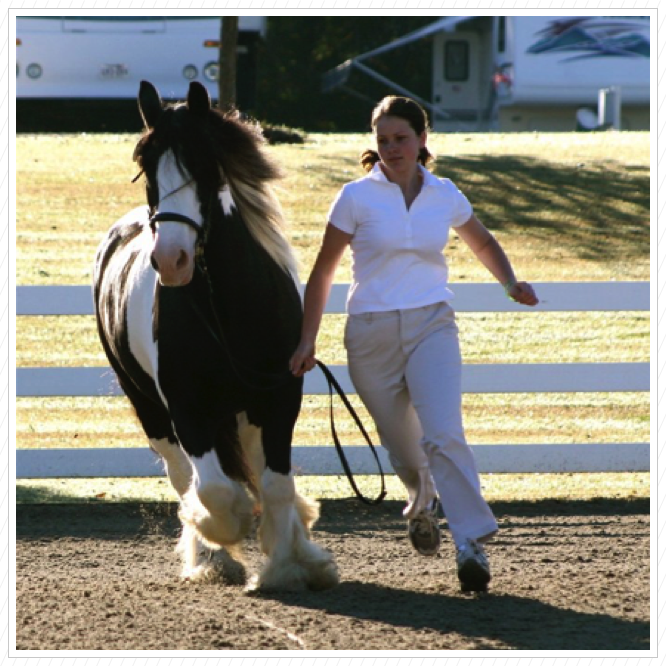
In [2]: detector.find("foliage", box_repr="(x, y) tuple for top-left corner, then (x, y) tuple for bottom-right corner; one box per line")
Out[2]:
(254, 17), (436, 131)
(261, 124), (306, 144)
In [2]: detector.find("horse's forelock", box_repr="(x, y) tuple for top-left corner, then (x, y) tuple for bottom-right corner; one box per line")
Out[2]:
(136, 104), (274, 188)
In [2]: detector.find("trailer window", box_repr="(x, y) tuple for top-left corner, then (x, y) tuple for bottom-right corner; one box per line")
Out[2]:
(444, 40), (469, 82)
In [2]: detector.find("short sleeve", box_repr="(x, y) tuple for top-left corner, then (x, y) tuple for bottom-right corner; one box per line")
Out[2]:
(327, 185), (357, 235)
(449, 183), (474, 227)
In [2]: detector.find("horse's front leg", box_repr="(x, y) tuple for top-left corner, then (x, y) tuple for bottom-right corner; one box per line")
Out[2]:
(148, 435), (212, 578)
(171, 412), (254, 583)
(250, 389), (339, 592)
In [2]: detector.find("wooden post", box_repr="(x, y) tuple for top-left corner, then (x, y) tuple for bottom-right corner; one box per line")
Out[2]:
(218, 17), (239, 110)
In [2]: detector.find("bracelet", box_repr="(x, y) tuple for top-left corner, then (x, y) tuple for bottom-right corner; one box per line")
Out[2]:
(503, 279), (517, 299)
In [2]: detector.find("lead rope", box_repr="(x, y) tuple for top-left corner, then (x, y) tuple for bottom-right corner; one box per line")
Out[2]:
(315, 360), (387, 505)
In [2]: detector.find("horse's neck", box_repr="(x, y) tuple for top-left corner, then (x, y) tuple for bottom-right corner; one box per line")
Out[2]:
(209, 208), (266, 271)
(223, 180), (299, 284)
(202, 211), (302, 348)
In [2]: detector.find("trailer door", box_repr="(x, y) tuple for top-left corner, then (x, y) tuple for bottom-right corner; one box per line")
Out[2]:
(433, 31), (481, 114)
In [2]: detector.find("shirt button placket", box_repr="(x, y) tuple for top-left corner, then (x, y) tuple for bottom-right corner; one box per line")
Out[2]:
(405, 211), (413, 247)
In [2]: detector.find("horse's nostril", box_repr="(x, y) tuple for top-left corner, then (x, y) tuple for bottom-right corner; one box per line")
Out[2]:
(176, 250), (189, 270)
(150, 254), (159, 272)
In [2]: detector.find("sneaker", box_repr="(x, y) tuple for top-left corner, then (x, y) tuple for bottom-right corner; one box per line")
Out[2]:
(407, 498), (441, 556)
(456, 538), (491, 592)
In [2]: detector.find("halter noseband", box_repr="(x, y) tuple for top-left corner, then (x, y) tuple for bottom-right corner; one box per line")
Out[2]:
(149, 211), (203, 238)
(149, 211), (206, 263)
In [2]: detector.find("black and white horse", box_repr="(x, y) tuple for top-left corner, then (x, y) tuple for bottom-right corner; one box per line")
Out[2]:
(93, 81), (338, 591)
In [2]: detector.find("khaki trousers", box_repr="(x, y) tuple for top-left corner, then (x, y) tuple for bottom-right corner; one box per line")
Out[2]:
(344, 301), (498, 548)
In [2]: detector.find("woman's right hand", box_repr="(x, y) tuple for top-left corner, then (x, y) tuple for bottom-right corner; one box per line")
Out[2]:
(289, 340), (317, 377)
(288, 223), (352, 378)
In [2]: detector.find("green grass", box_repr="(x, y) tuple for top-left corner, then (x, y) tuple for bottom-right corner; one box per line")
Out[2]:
(17, 132), (649, 284)
(16, 472), (650, 504)
(16, 392), (648, 450)
(16, 131), (650, 500)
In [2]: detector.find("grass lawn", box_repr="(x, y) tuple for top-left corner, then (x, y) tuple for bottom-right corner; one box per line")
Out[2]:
(16, 131), (650, 501)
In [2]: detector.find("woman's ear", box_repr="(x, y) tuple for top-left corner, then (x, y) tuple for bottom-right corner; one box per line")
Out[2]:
(420, 131), (428, 148)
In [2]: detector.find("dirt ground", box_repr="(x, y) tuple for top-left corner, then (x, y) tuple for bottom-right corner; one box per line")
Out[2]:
(16, 497), (650, 651)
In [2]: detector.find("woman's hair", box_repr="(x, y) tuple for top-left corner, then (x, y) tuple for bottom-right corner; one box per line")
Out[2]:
(360, 95), (434, 172)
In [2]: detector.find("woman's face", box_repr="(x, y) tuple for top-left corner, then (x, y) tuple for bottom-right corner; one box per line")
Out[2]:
(374, 115), (426, 179)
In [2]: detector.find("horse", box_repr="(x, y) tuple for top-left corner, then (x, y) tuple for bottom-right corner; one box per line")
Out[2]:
(93, 80), (339, 591)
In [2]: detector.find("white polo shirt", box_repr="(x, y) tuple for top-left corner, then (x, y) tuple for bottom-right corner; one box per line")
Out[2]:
(328, 163), (473, 314)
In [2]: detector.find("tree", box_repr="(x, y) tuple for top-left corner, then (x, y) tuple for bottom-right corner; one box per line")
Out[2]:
(218, 17), (239, 110)
(254, 17), (436, 131)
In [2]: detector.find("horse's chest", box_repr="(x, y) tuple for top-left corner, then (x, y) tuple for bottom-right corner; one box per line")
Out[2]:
(153, 285), (248, 409)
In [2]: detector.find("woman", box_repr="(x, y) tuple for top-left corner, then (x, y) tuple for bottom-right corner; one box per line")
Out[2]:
(289, 96), (538, 593)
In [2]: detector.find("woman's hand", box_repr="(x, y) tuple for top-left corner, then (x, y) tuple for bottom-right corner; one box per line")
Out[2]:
(507, 281), (539, 306)
(289, 340), (317, 377)
(288, 223), (352, 379)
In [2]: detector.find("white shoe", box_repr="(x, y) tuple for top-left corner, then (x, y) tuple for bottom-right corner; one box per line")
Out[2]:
(456, 539), (491, 592)
(407, 498), (441, 556)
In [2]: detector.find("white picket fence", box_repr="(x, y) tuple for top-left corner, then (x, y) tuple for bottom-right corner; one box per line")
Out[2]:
(17, 282), (650, 478)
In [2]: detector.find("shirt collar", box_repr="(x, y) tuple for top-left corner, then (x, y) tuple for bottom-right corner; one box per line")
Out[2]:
(368, 162), (437, 188)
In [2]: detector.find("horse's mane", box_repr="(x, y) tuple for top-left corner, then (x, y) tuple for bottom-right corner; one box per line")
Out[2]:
(134, 103), (299, 280)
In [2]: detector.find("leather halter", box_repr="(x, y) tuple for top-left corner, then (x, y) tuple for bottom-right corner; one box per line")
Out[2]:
(149, 211), (203, 238)
(149, 211), (206, 260)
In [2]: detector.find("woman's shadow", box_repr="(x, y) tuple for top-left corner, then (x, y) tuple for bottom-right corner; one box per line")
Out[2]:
(261, 496), (650, 651)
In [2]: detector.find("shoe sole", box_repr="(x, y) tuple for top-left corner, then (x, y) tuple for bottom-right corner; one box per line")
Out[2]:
(407, 526), (441, 556)
(408, 535), (440, 557)
(412, 546), (440, 557)
(458, 561), (491, 592)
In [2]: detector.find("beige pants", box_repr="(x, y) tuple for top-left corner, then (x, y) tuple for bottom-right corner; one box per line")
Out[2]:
(345, 301), (498, 548)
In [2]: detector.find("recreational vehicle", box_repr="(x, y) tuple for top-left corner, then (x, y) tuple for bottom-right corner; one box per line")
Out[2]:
(324, 15), (650, 132)
(16, 16), (266, 109)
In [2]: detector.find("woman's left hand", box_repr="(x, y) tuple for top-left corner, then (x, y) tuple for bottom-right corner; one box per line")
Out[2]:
(507, 281), (539, 306)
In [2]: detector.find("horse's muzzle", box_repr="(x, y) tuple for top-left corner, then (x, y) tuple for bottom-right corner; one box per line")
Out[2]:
(151, 248), (195, 287)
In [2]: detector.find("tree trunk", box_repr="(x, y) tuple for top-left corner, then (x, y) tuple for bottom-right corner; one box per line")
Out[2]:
(218, 17), (239, 110)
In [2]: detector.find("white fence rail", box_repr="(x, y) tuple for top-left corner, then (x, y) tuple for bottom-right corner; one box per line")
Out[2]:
(17, 282), (650, 478)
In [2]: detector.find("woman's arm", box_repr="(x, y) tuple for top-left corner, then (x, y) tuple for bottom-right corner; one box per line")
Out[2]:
(455, 214), (539, 306)
(289, 223), (352, 376)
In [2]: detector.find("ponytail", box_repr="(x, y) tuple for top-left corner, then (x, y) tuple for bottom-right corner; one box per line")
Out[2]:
(360, 149), (380, 172)
(419, 147), (435, 168)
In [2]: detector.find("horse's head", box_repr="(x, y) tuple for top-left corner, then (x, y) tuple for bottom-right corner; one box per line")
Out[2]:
(134, 80), (216, 287)
(133, 80), (298, 287)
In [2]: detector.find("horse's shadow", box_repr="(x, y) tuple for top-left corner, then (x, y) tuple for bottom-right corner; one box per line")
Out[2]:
(261, 581), (649, 651)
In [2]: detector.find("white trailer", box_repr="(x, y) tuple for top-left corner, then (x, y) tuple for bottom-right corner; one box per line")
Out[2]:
(16, 16), (266, 103)
(324, 15), (650, 132)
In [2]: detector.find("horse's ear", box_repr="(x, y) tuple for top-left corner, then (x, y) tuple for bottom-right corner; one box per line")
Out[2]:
(138, 81), (163, 129)
(187, 82), (211, 118)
